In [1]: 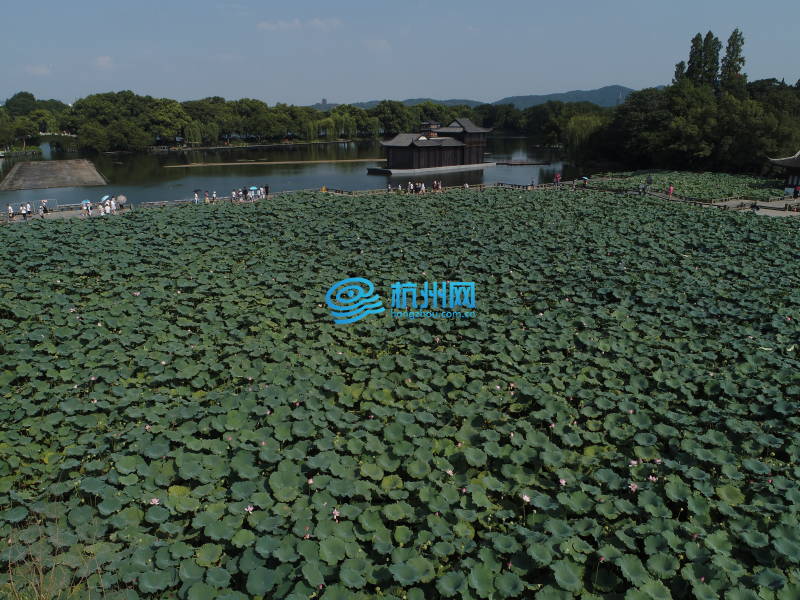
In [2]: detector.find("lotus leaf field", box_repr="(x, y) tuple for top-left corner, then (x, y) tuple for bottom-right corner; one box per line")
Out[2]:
(1, 189), (800, 600)
(597, 171), (784, 201)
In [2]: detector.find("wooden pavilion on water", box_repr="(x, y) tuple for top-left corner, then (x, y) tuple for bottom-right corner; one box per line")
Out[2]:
(768, 150), (800, 193)
(370, 118), (494, 174)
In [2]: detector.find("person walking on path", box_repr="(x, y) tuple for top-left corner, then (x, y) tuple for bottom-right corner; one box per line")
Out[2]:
(555, 173), (562, 187)
(26, 202), (32, 218)
(668, 184), (674, 200)
(38, 202), (45, 218)
(7, 205), (13, 222)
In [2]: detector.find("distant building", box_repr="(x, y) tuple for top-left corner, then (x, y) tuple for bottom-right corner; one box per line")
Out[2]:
(380, 118), (492, 172)
(322, 98), (328, 105)
(768, 150), (800, 194)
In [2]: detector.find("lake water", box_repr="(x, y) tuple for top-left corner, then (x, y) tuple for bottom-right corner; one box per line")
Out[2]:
(0, 136), (567, 208)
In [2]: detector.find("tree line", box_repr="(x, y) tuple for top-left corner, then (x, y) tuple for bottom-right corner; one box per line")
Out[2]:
(2, 28), (799, 174)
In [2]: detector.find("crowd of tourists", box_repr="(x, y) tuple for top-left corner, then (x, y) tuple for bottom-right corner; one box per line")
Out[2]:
(194, 185), (270, 204)
(6, 199), (50, 221)
(81, 196), (120, 217)
(387, 180), (446, 194)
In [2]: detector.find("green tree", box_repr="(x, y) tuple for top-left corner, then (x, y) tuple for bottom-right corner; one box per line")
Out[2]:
(370, 100), (413, 136)
(720, 28), (747, 98)
(673, 61), (687, 84)
(77, 122), (109, 152)
(564, 113), (607, 166)
(27, 109), (57, 133)
(685, 33), (704, 84)
(13, 116), (38, 149)
(5, 92), (37, 117)
(0, 108), (15, 147)
(184, 121), (202, 146)
(701, 31), (722, 88)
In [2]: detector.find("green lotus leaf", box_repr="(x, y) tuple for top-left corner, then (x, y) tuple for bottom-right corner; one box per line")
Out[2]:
(195, 543), (223, 567)
(551, 559), (583, 592)
(138, 569), (172, 593)
(320, 537), (347, 565)
(231, 529), (256, 548)
(740, 530), (769, 548)
(2, 506), (28, 523)
(205, 567), (231, 588)
(187, 582), (217, 600)
(302, 561), (325, 587)
(646, 552), (679, 578)
(246, 566), (277, 596)
(617, 554), (649, 586)
(716, 484), (745, 506)
(436, 571), (466, 597)
(467, 563), (495, 597)
(528, 543), (553, 566)
(464, 447), (488, 467)
(495, 571), (524, 598)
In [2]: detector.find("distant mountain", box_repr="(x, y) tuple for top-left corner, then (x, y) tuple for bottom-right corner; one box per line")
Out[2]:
(310, 85), (638, 111)
(308, 98), (482, 111)
(493, 85), (635, 109)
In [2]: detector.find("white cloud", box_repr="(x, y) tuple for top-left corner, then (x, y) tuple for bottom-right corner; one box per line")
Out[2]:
(24, 65), (51, 76)
(364, 39), (391, 53)
(257, 17), (341, 32)
(94, 56), (114, 69)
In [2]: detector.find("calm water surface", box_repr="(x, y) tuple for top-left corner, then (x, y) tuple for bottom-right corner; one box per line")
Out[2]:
(0, 137), (568, 209)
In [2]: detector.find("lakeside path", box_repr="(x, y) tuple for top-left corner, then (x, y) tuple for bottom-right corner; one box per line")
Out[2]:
(4, 186), (799, 225)
(164, 158), (386, 168)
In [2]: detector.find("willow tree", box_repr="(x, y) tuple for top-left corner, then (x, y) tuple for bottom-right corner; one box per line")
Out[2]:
(564, 113), (607, 168)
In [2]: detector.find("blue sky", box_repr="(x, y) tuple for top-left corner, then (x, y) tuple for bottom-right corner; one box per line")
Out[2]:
(2, 0), (798, 106)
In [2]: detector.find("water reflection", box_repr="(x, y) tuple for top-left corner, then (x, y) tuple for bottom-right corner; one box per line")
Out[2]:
(0, 136), (565, 208)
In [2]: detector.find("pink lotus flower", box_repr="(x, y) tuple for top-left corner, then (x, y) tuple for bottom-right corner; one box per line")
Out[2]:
(521, 494), (531, 503)
(510, 432), (514, 438)
(549, 423), (555, 428)
(648, 476), (658, 482)
(629, 482), (638, 492)
(90, 399), (97, 404)
(308, 478), (314, 485)
(654, 458), (662, 464)
(600, 556), (606, 563)
(260, 441), (266, 446)
(245, 505), (254, 513)
(90, 376), (97, 381)
(457, 442), (463, 447)
(226, 436), (232, 441)
(559, 479), (566, 486)
(461, 487), (467, 493)
(446, 469), (454, 477)
(332, 508), (340, 521)
(160, 361), (166, 365)
(628, 409), (634, 414)
(132, 291), (141, 296)
(149, 498), (160, 505)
